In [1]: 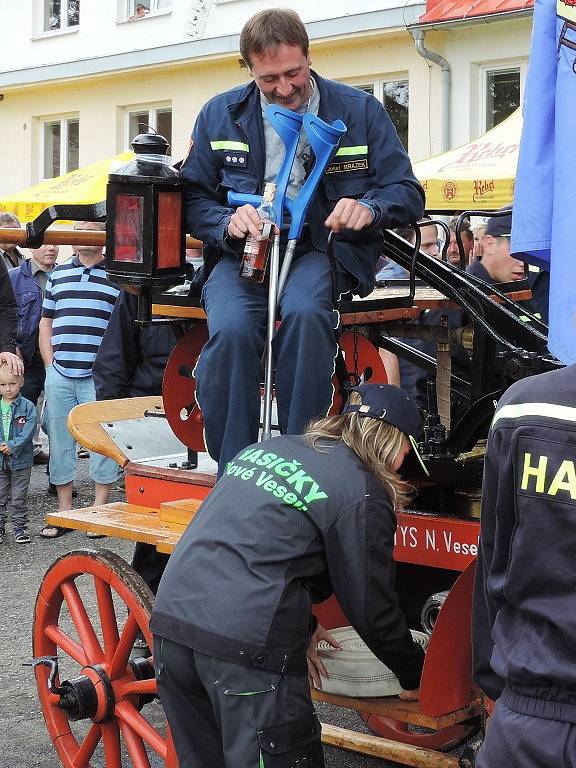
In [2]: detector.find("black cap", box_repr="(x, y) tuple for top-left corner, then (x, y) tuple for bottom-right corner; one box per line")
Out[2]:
(343, 383), (421, 435)
(485, 207), (512, 237)
(343, 384), (429, 475)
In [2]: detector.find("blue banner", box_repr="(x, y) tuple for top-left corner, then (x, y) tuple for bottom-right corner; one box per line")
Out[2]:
(511, 0), (576, 363)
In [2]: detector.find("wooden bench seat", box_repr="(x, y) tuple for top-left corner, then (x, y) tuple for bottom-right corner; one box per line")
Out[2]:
(153, 285), (533, 326)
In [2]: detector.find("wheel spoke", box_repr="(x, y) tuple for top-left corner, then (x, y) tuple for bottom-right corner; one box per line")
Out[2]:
(119, 678), (157, 698)
(45, 623), (89, 666)
(94, 576), (120, 663)
(120, 720), (152, 768)
(61, 581), (104, 663)
(109, 613), (139, 680)
(72, 723), (101, 768)
(101, 721), (122, 767)
(116, 700), (167, 759)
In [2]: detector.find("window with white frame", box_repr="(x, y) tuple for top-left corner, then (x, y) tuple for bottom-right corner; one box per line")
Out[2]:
(348, 79), (409, 150)
(481, 65), (522, 131)
(124, 105), (172, 150)
(125, 0), (171, 19)
(43, 0), (80, 32)
(41, 117), (79, 179)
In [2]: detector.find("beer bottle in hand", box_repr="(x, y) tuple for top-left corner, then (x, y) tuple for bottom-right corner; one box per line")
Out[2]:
(240, 182), (276, 283)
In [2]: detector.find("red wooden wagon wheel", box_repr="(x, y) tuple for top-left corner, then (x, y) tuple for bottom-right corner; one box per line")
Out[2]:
(163, 324), (208, 453)
(330, 330), (388, 415)
(33, 549), (178, 768)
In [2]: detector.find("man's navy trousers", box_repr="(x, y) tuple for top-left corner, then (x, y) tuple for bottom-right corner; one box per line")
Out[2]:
(195, 247), (350, 475)
(477, 695), (576, 768)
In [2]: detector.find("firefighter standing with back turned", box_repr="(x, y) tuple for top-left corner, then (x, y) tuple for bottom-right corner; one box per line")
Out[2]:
(150, 384), (426, 768)
(473, 362), (576, 767)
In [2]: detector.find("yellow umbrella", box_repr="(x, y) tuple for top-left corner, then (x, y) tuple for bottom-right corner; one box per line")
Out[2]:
(0, 152), (135, 222)
(414, 110), (522, 211)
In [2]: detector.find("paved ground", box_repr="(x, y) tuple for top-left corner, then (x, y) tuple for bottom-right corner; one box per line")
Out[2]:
(0, 461), (466, 767)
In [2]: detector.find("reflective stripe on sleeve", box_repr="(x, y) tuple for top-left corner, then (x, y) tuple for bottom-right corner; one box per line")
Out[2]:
(210, 140), (249, 152)
(492, 402), (576, 427)
(335, 145), (368, 156)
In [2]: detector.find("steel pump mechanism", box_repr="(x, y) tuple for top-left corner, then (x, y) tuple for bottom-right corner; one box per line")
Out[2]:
(227, 105), (347, 441)
(375, 219), (561, 482)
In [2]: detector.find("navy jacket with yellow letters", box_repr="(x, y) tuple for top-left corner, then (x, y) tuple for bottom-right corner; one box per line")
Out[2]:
(473, 363), (576, 720)
(151, 434), (424, 691)
(180, 72), (424, 298)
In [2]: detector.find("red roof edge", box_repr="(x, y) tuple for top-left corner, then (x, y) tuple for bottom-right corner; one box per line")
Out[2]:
(418, 0), (534, 26)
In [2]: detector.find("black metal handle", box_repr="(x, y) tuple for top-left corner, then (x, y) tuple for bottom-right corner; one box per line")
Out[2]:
(23, 655), (63, 695)
(24, 202), (106, 249)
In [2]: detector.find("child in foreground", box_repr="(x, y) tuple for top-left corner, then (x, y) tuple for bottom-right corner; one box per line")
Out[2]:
(0, 362), (36, 543)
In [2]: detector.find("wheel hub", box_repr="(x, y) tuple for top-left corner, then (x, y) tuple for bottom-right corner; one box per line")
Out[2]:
(59, 665), (114, 722)
(56, 657), (157, 722)
(128, 657), (157, 708)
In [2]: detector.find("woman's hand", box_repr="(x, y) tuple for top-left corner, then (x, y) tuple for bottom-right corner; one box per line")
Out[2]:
(307, 622), (341, 689)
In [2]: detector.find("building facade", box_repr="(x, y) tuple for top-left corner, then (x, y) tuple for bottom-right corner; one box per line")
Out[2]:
(0, 0), (533, 205)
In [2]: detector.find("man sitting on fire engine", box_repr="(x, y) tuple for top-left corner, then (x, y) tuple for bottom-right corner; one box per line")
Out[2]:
(179, 8), (424, 475)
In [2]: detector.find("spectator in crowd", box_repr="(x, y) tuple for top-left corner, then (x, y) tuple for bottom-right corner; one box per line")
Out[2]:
(9, 244), (59, 465)
(0, 213), (26, 270)
(129, 3), (149, 20)
(468, 211), (549, 322)
(467, 214), (525, 284)
(0, 362), (36, 544)
(526, 265), (550, 325)
(0, 256), (24, 377)
(93, 290), (191, 592)
(181, 8), (424, 475)
(375, 217), (440, 284)
(446, 218), (474, 267)
(376, 217), (441, 384)
(38, 221), (120, 539)
(472, 222), (487, 263)
(399, 217), (441, 259)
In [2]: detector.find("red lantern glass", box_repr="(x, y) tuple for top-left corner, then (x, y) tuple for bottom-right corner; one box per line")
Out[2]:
(114, 194), (144, 263)
(157, 191), (181, 269)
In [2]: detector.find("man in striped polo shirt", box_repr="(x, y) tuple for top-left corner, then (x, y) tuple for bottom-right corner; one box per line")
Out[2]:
(38, 221), (120, 538)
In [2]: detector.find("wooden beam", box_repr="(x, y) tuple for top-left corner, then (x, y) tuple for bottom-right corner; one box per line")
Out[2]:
(0, 227), (202, 249)
(320, 724), (459, 768)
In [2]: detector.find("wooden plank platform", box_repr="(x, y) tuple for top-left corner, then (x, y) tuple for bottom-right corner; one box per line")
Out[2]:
(46, 501), (186, 548)
(153, 286), (532, 325)
(312, 689), (482, 730)
(158, 498), (203, 525)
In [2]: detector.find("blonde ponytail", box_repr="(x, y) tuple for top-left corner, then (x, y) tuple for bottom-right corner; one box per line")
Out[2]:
(305, 393), (413, 509)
